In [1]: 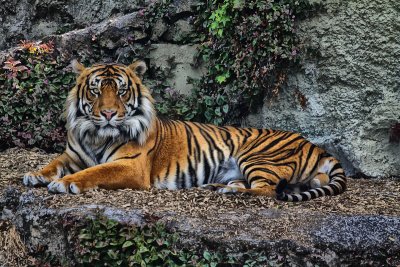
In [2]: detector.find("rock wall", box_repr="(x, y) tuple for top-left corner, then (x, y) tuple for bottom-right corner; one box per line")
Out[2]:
(0, 0), (202, 94)
(1, 0), (398, 177)
(0, 0), (143, 49)
(247, 0), (400, 177)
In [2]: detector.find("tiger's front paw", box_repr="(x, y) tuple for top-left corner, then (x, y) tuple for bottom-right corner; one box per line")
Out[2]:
(23, 172), (51, 187)
(201, 183), (226, 191)
(47, 180), (82, 194)
(201, 184), (239, 194)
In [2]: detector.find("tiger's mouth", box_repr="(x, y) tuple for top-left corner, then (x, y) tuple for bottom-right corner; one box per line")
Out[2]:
(97, 123), (123, 138)
(91, 114), (125, 128)
(103, 124), (116, 129)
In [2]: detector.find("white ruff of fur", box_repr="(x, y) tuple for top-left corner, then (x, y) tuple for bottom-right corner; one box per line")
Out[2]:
(123, 97), (155, 145)
(65, 91), (155, 146)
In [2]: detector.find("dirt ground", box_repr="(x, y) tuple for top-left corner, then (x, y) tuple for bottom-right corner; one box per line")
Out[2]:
(1, 147), (400, 266)
(1, 147), (399, 217)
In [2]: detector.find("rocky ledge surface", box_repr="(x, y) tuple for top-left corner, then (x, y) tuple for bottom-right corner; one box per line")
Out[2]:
(1, 148), (399, 266)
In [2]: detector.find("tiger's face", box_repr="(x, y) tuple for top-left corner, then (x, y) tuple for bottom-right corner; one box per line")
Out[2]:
(66, 60), (155, 143)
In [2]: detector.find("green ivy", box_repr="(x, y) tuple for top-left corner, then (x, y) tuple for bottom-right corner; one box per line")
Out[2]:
(75, 217), (228, 266)
(30, 216), (297, 266)
(152, 0), (317, 125)
(73, 217), (281, 267)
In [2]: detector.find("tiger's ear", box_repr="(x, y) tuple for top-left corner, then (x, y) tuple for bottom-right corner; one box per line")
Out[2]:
(71, 59), (85, 74)
(129, 60), (147, 76)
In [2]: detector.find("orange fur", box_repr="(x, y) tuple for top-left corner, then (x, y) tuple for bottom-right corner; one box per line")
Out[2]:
(23, 61), (347, 202)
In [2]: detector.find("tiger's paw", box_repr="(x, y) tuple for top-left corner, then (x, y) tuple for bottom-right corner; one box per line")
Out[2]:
(23, 172), (51, 187)
(201, 183), (226, 191)
(202, 184), (239, 194)
(47, 180), (82, 194)
(217, 186), (239, 194)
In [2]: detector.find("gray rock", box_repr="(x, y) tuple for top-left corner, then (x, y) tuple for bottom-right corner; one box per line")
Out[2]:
(40, 11), (147, 63)
(246, 0), (400, 177)
(0, 0), (144, 50)
(167, 0), (200, 22)
(163, 18), (194, 43)
(149, 43), (204, 94)
(150, 18), (168, 41)
(1, 187), (399, 266)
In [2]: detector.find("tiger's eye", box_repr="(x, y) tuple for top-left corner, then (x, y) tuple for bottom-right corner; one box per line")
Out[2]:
(90, 88), (100, 95)
(118, 85), (127, 96)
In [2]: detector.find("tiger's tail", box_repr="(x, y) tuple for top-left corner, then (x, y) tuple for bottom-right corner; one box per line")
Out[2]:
(275, 158), (347, 202)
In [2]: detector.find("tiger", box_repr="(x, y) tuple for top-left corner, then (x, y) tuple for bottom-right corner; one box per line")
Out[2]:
(22, 60), (347, 202)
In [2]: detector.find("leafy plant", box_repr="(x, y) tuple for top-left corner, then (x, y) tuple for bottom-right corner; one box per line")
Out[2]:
(75, 217), (232, 267)
(0, 41), (75, 151)
(191, 0), (316, 124)
(0, 0), (317, 152)
(147, 0), (317, 125)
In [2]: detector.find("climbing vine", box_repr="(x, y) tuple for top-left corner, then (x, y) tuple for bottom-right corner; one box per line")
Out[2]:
(0, 0), (317, 151)
(153, 0), (316, 125)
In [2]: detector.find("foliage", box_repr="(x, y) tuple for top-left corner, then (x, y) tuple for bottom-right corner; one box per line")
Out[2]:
(153, 86), (198, 121)
(152, 0), (316, 125)
(196, 0), (315, 124)
(0, 0), (317, 151)
(0, 41), (75, 151)
(30, 216), (299, 266)
(75, 217), (233, 267)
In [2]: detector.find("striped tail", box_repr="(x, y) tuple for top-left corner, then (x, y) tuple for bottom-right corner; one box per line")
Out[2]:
(275, 163), (347, 202)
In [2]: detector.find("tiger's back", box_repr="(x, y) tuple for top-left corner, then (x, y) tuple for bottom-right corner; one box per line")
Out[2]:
(148, 119), (346, 201)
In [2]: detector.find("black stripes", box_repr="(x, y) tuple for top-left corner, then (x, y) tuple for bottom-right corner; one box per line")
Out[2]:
(277, 175), (348, 202)
(67, 141), (87, 169)
(105, 142), (127, 162)
(115, 153), (141, 161)
(276, 179), (288, 195)
(330, 163), (343, 175)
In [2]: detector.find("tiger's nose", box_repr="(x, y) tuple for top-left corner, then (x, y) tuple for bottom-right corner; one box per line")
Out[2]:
(100, 109), (117, 120)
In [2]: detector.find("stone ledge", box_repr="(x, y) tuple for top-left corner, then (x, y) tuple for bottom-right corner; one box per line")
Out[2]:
(1, 148), (399, 266)
(1, 187), (399, 266)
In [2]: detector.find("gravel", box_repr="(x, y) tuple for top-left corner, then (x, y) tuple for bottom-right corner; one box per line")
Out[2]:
(1, 147), (400, 266)
(1, 147), (399, 217)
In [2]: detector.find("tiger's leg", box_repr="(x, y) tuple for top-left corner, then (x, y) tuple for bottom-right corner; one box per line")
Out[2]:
(215, 162), (288, 197)
(310, 173), (330, 189)
(216, 176), (278, 197)
(47, 159), (150, 194)
(202, 179), (248, 192)
(23, 153), (78, 187)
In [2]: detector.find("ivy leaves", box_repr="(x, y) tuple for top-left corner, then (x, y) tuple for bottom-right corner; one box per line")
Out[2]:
(190, 0), (315, 124)
(76, 218), (231, 266)
(152, 0), (314, 126)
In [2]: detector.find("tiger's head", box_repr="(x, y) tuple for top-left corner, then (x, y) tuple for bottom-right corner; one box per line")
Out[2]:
(66, 60), (155, 144)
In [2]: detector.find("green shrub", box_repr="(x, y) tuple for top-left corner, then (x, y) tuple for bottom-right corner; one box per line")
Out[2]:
(148, 0), (317, 125)
(0, 41), (75, 152)
(75, 217), (231, 267)
(32, 216), (290, 266)
(168, 0), (315, 125)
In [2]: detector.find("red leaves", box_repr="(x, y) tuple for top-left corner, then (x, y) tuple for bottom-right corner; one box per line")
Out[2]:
(3, 58), (29, 79)
(18, 40), (54, 54)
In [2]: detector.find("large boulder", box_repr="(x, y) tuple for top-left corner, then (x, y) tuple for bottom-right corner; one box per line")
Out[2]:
(149, 44), (203, 94)
(0, 0), (145, 50)
(247, 0), (400, 177)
